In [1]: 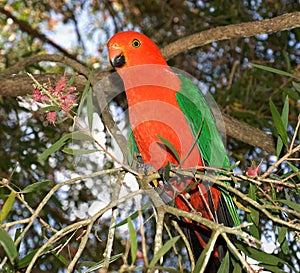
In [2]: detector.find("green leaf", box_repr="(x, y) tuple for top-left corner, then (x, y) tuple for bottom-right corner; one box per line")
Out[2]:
(21, 180), (50, 194)
(71, 131), (95, 141)
(39, 133), (73, 161)
(247, 184), (260, 239)
(62, 148), (99, 155)
(269, 100), (288, 149)
(235, 242), (289, 269)
(39, 105), (60, 112)
(281, 238), (289, 255)
(52, 252), (69, 266)
(87, 88), (94, 132)
(0, 192), (15, 223)
(276, 96), (289, 156)
(252, 63), (300, 79)
(292, 81), (300, 93)
(286, 162), (300, 180)
(127, 217), (137, 265)
(277, 226), (287, 244)
(149, 236), (180, 269)
(281, 96), (289, 129)
(157, 135), (181, 163)
(77, 72), (92, 115)
(16, 247), (53, 268)
(232, 261), (242, 273)
(0, 227), (18, 264)
(278, 199), (300, 212)
(83, 253), (122, 273)
(67, 73), (77, 88)
(217, 251), (230, 273)
(259, 264), (287, 273)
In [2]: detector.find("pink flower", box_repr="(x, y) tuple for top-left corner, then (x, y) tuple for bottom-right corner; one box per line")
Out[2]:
(54, 77), (67, 94)
(61, 94), (77, 111)
(246, 165), (261, 178)
(33, 88), (42, 102)
(46, 111), (56, 124)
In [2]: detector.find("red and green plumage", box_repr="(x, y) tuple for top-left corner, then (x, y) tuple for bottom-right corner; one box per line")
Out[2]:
(108, 31), (239, 272)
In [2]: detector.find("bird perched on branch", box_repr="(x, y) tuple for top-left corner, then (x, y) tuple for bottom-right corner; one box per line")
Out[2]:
(108, 31), (239, 272)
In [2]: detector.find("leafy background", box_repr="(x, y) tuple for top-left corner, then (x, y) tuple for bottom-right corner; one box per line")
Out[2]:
(0, 1), (299, 273)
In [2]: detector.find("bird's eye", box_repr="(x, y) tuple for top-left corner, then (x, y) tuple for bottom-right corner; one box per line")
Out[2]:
(132, 39), (141, 48)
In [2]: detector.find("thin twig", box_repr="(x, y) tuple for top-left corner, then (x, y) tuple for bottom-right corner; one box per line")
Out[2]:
(222, 233), (255, 273)
(289, 114), (300, 153)
(198, 230), (220, 273)
(67, 221), (94, 273)
(261, 144), (300, 178)
(102, 172), (125, 270)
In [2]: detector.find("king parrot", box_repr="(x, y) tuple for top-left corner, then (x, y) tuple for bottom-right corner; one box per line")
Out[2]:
(108, 31), (239, 272)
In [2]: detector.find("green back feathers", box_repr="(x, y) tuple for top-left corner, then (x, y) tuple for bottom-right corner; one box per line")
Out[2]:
(176, 75), (230, 168)
(176, 75), (240, 226)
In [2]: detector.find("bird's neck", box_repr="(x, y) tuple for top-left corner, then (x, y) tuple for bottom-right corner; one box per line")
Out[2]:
(118, 64), (181, 105)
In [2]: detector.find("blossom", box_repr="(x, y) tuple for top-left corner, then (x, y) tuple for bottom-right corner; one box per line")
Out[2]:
(33, 88), (42, 102)
(246, 164), (261, 178)
(46, 111), (56, 124)
(31, 76), (78, 125)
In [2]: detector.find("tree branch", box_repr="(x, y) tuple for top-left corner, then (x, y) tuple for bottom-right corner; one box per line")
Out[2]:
(223, 113), (275, 154)
(161, 12), (300, 59)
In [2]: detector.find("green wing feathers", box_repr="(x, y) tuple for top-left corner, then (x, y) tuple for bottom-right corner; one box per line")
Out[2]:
(176, 75), (229, 168)
(176, 75), (240, 226)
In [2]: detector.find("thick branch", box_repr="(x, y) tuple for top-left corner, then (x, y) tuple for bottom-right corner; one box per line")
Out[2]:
(223, 114), (275, 154)
(0, 73), (87, 97)
(161, 12), (300, 59)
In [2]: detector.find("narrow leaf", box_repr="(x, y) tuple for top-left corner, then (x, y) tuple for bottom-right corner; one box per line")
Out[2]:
(217, 251), (230, 273)
(62, 148), (99, 155)
(149, 236), (180, 269)
(17, 247), (58, 268)
(39, 134), (72, 161)
(71, 131), (95, 141)
(278, 199), (300, 212)
(52, 252), (69, 266)
(277, 226), (287, 245)
(235, 242), (289, 268)
(67, 73), (77, 87)
(83, 253), (122, 273)
(77, 72), (93, 115)
(0, 227), (18, 264)
(127, 217), (137, 265)
(21, 180), (50, 194)
(0, 192), (15, 223)
(269, 100), (288, 148)
(40, 105), (60, 112)
(281, 96), (289, 129)
(292, 81), (300, 93)
(252, 63), (299, 79)
(259, 264), (288, 273)
(87, 88), (94, 132)
(157, 135), (181, 163)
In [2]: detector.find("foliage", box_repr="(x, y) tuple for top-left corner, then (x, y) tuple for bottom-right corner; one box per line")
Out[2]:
(0, 1), (299, 273)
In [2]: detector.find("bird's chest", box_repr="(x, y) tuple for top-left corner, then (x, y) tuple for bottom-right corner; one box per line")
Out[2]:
(126, 86), (202, 170)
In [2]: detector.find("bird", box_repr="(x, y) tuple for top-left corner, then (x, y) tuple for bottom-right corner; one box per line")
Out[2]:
(107, 31), (239, 272)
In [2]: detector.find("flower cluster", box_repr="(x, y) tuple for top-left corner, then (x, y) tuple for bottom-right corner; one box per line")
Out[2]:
(32, 76), (77, 124)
